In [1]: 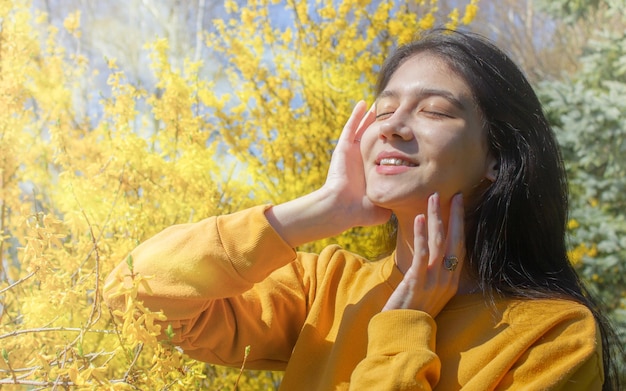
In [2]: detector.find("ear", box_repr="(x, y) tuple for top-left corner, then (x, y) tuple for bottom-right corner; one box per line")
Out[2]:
(484, 155), (498, 182)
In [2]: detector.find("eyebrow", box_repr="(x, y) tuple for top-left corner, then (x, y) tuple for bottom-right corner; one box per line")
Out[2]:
(376, 88), (469, 111)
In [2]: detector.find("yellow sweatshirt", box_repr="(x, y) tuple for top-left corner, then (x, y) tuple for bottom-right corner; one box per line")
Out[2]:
(105, 205), (604, 390)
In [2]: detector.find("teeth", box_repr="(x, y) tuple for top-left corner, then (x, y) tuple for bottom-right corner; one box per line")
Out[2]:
(379, 158), (415, 167)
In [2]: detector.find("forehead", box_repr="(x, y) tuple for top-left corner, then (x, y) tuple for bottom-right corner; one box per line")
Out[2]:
(375, 53), (483, 118)
(378, 53), (476, 108)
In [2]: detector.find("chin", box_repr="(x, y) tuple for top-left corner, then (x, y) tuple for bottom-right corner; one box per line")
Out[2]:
(367, 190), (427, 211)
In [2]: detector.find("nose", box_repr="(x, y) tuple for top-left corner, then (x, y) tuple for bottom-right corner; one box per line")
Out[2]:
(378, 113), (414, 141)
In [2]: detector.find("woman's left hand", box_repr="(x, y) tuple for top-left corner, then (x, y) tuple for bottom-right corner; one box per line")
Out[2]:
(382, 193), (465, 317)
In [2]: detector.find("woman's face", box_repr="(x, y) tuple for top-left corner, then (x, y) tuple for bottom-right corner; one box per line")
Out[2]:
(360, 53), (495, 214)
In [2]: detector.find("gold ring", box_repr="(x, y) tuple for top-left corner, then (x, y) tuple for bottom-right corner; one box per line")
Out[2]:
(443, 255), (459, 272)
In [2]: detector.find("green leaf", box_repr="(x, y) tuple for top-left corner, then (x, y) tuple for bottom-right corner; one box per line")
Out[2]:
(126, 254), (134, 274)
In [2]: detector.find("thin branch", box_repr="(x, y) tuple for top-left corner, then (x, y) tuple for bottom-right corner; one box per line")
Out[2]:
(233, 345), (251, 390)
(1, 350), (17, 383)
(194, 0), (206, 62)
(0, 379), (74, 387)
(81, 207), (102, 328)
(0, 366), (38, 374)
(123, 343), (143, 383)
(70, 163), (124, 281)
(0, 267), (39, 295)
(0, 172), (5, 282)
(0, 377), (137, 387)
(0, 326), (116, 341)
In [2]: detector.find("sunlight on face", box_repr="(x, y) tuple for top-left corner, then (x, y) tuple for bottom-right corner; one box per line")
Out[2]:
(360, 53), (495, 217)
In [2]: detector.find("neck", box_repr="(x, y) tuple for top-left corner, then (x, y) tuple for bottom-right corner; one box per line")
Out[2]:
(396, 216), (415, 274)
(393, 214), (480, 295)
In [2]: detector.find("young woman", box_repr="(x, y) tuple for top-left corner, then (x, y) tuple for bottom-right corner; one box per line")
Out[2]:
(105, 29), (620, 390)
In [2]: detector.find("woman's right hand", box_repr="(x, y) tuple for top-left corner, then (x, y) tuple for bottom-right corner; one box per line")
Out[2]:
(322, 100), (392, 228)
(266, 101), (391, 248)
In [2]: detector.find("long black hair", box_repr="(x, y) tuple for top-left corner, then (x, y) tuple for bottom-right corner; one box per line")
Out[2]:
(376, 28), (620, 390)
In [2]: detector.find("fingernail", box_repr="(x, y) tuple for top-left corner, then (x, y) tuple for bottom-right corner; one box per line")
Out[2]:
(454, 192), (464, 208)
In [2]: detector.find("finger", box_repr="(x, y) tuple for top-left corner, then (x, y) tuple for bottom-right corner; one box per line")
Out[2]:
(340, 101), (368, 143)
(354, 103), (376, 142)
(410, 214), (428, 278)
(445, 193), (466, 276)
(427, 193), (445, 267)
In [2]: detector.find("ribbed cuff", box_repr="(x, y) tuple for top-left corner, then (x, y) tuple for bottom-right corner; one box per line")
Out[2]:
(217, 205), (297, 283)
(367, 310), (437, 355)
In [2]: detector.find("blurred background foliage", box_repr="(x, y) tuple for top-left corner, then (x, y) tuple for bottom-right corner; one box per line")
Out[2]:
(537, 0), (626, 359)
(0, 0), (623, 388)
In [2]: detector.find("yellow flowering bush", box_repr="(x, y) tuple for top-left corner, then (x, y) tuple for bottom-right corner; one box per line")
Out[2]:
(0, 0), (477, 388)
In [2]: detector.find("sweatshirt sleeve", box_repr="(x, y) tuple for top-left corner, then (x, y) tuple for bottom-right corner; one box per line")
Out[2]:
(349, 310), (441, 390)
(497, 303), (604, 390)
(104, 205), (308, 369)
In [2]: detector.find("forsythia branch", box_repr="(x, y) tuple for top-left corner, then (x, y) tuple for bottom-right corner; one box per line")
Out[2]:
(0, 267), (39, 295)
(1, 349), (17, 384)
(0, 379), (75, 387)
(123, 343), (144, 383)
(233, 345), (251, 390)
(80, 208), (103, 328)
(0, 327), (116, 341)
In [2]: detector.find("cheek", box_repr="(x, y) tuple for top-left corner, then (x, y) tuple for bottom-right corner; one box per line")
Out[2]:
(436, 136), (488, 178)
(447, 129), (486, 159)
(455, 148), (490, 185)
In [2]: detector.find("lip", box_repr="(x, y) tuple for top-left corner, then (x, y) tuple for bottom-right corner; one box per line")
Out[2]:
(375, 151), (418, 166)
(374, 151), (418, 175)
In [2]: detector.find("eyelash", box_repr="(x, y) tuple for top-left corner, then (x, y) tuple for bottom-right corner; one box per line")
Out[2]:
(375, 112), (394, 120)
(375, 110), (452, 120)
(423, 110), (451, 118)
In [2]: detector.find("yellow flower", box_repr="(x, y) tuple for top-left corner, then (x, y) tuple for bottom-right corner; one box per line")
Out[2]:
(419, 13), (436, 30)
(224, 0), (239, 13)
(63, 10), (81, 37)
(462, 0), (479, 25)
(568, 242), (598, 267)
(567, 219), (580, 230)
(241, 8), (255, 26)
(319, 5), (336, 19)
(445, 8), (460, 31)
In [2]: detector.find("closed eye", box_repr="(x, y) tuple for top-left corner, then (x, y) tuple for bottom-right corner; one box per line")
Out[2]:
(375, 112), (394, 120)
(422, 110), (453, 119)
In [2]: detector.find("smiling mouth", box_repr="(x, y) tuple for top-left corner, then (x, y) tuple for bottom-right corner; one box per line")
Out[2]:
(378, 158), (418, 167)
